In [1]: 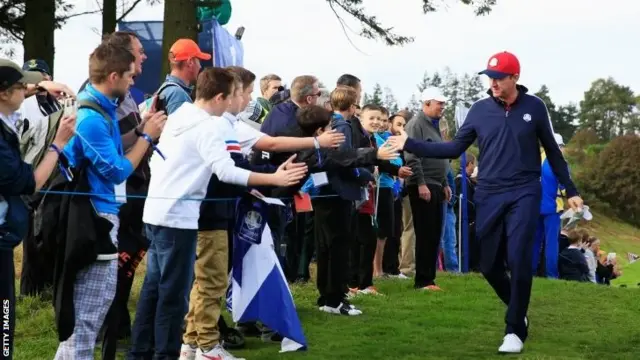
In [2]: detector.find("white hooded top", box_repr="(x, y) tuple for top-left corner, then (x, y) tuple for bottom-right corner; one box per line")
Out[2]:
(142, 102), (252, 229)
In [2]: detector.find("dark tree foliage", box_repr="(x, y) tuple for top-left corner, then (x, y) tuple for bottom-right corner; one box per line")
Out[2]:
(327, 0), (496, 46)
(581, 135), (640, 227)
(0, 0), (87, 42)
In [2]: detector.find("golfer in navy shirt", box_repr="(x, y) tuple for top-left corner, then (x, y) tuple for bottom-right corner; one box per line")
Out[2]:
(389, 51), (584, 354)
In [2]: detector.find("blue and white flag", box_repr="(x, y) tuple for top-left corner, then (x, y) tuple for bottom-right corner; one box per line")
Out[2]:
(200, 18), (244, 67)
(227, 196), (307, 353)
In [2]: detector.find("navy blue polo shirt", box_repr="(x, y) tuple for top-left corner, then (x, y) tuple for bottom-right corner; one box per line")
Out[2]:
(403, 85), (578, 197)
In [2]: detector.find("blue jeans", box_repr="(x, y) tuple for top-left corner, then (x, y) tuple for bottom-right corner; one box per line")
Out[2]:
(440, 204), (459, 272)
(532, 213), (561, 278)
(128, 224), (197, 360)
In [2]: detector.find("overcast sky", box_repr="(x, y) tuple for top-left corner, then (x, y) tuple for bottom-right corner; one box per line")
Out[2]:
(11, 0), (640, 107)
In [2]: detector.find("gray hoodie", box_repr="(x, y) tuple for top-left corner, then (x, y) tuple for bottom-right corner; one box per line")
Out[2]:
(404, 111), (449, 187)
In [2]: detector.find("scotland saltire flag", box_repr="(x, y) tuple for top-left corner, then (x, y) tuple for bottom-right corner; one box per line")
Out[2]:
(226, 195), (307, 352)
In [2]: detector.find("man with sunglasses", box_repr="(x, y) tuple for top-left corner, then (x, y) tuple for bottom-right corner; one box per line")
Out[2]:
(259, 75), (321, 137)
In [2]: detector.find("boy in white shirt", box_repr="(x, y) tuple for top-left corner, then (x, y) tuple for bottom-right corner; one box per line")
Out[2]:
(181, 66), (345, 360)
(129, 67), (308, 360)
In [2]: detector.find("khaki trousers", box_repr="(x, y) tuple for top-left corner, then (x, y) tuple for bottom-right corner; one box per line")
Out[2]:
(398, 196), (416, 275)
(183, 230), (228, 350)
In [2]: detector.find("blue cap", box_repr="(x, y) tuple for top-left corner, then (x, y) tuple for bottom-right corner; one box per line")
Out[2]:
(22, 59), (51, 76)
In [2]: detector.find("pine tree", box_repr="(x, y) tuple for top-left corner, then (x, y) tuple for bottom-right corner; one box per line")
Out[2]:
(382, 87), (399, 114)
(363, 83), (384, 106)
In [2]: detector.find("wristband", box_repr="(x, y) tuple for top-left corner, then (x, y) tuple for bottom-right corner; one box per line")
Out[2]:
(49, 144), (73, 182)
(313, 136), (320, 149)
(49, 143), (62, 154)
(141, 132), (166, 160)
(134, 127), (144, 137)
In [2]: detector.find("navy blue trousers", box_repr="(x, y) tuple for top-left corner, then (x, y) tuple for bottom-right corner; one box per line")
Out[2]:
(475, 185), (540, 342)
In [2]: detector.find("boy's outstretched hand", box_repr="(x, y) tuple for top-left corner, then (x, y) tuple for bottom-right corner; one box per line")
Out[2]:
(317, 129), (345, 148)
(376, 142), (399, 161)
(284, 156), (309, 172)
(273, 154), (308, 187)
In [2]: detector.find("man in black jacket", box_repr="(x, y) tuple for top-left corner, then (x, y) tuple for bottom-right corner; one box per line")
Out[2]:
(0, 58), (76, 360)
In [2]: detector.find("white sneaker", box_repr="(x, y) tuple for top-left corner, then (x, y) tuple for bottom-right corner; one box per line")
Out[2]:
(357, 286), (383, 296)
(397, 273), (410, 279)
(319, 302), (363, 316)
(179, 344), (197, 360)
(196, 344), (246, 360)
(498, 334), (524, 354)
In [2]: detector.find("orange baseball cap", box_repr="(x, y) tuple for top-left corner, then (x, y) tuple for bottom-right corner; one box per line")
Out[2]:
(169, 39), (212, 61)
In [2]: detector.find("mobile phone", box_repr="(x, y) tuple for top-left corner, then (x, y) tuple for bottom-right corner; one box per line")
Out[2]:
(149, 95), (159, 112)
(63, 97), (77, 117)
(235, 26), (245, 40)
(155, 95), (168, 114)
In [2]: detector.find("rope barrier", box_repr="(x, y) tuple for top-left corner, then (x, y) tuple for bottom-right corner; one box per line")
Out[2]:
(36, 189), (339, 202)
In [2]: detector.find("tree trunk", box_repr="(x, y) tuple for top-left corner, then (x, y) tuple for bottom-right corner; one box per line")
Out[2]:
(23, 0), (55, 76)
(161, 0), (198, 81)
(102, 0), (118, 34)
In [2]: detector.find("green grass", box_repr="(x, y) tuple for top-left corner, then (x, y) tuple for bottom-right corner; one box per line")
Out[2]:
(11, 210), (640, 359)
(13, 274), (640, 360)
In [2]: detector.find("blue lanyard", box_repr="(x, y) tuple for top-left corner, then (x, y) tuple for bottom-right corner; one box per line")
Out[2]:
(313, 137), (321, 167)
(141, 133), (166, 160)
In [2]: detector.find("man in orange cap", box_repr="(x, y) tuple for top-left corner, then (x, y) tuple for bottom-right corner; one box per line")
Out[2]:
(389, 51), (583, 354)
(155, 39), (212, 115)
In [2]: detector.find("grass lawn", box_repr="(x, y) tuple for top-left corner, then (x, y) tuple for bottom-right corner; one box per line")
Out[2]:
(11, 210), (640, 359)
(13, 273), (640, 360)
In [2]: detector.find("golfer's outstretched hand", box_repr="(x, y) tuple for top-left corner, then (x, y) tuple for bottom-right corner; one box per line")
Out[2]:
(567, 196), (584, 213)
(387, 129), (409, 150)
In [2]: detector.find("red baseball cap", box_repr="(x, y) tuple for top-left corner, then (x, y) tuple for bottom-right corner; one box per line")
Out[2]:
(169, 39), (212, 61)
(478, 51), (520, 79)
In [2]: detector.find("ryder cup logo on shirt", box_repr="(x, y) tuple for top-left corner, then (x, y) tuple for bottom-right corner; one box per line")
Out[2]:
(245, 210), (263, 230)
(523, 113), (532, 122)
